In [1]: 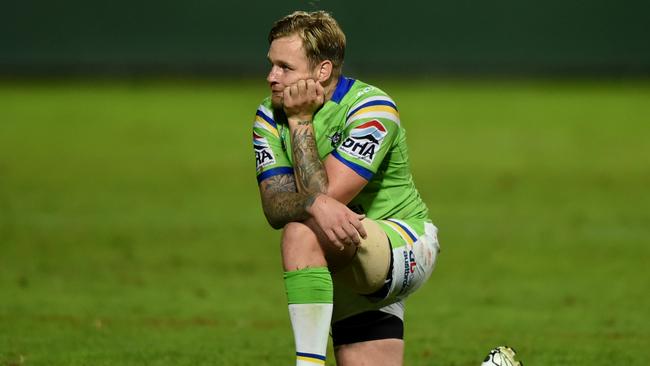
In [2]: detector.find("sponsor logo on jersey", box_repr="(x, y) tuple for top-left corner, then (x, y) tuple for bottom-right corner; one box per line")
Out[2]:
(409, 250), (416, 273)
(339, 120), (387, 164)
(253, 132), (275, 171)
(399, 248), (417, 295)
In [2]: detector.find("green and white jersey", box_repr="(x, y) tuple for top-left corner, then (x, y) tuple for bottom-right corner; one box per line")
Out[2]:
(253, 76), (428, 223)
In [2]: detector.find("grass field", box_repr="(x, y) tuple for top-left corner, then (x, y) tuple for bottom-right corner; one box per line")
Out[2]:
(1, 79), (649, 365)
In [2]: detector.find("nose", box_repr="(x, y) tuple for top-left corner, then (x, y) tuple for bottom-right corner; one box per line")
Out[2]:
(267, 65), (280, 85)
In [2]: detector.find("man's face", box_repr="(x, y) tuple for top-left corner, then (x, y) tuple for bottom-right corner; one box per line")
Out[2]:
(267, 34), (318, 109)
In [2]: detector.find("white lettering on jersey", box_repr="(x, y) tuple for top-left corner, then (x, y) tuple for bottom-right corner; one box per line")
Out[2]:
(254, 132), (276, 171)
(355, 86), (374, 98)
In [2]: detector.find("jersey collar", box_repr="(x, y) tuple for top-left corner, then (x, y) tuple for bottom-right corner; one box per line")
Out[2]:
(330, 75), (356, 104)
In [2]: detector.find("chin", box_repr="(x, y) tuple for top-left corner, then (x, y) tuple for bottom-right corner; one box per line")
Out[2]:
(271, 97), (283, 110)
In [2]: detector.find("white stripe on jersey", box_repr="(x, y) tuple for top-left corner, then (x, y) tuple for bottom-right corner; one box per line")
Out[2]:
(257, 104), (274, 121)
(349, 95), (397, 114)
(254, 120), (276, 134)
(347, 111), (400, 126)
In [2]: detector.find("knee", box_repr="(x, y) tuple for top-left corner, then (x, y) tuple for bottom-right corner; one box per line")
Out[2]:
(281, 222), (325, 270)
(281, 222), (317, 249)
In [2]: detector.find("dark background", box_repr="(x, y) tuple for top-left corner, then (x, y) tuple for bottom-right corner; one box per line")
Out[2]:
(2, 0), (649, 77)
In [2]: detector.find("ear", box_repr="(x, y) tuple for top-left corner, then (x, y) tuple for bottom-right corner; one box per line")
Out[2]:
(316, 60), (333, 83)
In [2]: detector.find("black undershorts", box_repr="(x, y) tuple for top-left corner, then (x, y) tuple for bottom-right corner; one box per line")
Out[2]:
(331, 310), (404, 346)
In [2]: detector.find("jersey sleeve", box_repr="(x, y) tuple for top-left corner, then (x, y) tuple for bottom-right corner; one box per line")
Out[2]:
(252, 103), (293, 183)
(331, 94), (401, 180)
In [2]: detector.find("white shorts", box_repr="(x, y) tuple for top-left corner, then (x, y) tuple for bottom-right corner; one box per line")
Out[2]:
(332, 221), (440, 322)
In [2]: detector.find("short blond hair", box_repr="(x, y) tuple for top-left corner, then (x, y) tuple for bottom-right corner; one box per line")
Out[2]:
(269, 11), (346, 74)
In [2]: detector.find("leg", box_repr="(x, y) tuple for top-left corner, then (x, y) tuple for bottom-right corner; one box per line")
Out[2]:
(281, 220), (356, 271)
(335, 339), (404, 366)
(332, 310), (405, 366)
(281, 221), (327, 271)
(281, 221), (355, 366)
(281, 220), (398, 366)
(330, 220), (440, 366)
(330, 219), (391, 295)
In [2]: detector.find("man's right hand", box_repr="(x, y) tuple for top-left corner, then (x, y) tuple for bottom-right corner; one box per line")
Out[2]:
(306, 194), (368, 250)
(283, 79), (325, 123)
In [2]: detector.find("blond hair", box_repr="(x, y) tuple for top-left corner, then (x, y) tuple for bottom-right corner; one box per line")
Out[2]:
(268, 11), (346, 74)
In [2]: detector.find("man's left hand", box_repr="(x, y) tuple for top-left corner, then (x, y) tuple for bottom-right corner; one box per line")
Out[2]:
(306, 193), (368, 250)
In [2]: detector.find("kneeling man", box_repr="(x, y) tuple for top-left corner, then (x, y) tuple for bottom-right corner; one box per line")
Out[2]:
(253, 10), (440, 366)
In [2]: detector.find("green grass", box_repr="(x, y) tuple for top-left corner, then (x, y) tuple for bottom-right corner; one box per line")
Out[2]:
(1, 79), (649, 365)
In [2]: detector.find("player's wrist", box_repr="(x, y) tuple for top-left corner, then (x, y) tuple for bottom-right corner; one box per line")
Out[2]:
(304, 192), (325, 216)
(287, 115), (314, 127)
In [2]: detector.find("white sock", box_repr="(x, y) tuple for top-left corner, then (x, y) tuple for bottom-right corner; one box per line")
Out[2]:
(288, 303), (333, 365)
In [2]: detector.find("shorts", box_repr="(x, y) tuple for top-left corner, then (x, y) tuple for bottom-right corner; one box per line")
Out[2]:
(332, 220), (440, 323)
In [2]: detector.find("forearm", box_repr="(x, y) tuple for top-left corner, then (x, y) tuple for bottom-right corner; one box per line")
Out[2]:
(259, 173), (320, 229)
(260, 119), (328, 229)
(289, 119), (328, 194)
(260, 79), (331, 229)
(262, 190), (317, 229)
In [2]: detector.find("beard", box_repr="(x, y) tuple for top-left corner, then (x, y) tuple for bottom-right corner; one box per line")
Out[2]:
(270, 94), (283, 109)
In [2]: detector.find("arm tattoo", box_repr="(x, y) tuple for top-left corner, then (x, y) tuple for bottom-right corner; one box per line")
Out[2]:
(263, 173), (297, 194)
(260, 173), (313, 229)
(291, 123), (328, 194)
(258, 122), (328, 229)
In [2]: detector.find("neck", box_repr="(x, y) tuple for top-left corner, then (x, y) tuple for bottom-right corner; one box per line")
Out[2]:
(322, 74), (341, 102)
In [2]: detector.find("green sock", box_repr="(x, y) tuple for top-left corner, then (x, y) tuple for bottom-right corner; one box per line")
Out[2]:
(284, 266), (333, 304)
(284, 267), (333, 365)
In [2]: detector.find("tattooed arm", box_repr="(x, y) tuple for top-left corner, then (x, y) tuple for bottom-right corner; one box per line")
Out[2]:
(257, 80), (327, 230)
(259, 173), (315, 229)
(282, 79), (366, 246)
(283, 79), (328, 197)
(258, 79), (366, 246)
(286, 117), (368, 246)
(257, 121), (327, 230)
(289, 120), (328, 194)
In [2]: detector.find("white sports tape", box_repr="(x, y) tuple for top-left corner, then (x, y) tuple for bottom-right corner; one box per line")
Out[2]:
(332, 219), (391, 295)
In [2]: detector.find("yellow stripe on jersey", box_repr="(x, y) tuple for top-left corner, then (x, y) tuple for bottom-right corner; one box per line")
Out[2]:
(349, 105), (399, 119)
(254, 116), (279, 137)
(383, 220), (416, 246)
(347, 108), (400, 125)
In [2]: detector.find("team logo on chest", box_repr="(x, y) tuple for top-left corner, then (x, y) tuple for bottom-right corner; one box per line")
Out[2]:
(339, 120), (387, 164)
(253, 132), (276, 171)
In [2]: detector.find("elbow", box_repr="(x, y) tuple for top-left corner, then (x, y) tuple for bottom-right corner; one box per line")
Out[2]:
(263, 210), (286, 230)
(260, 199), (288, 230)
(268, 218), (285, 230)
